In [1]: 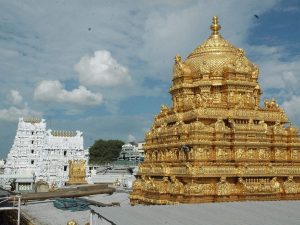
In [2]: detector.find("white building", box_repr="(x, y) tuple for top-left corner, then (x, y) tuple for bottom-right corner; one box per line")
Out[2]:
(118, 142), (144, 161)
(2, 118), (88, 190)
(137, 142), (145, 155)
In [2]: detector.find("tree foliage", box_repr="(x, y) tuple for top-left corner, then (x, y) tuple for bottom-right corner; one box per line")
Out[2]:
(89, 139), (124, 164)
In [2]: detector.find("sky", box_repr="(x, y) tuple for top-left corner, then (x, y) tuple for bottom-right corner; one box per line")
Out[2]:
(0, 0), (300, 158)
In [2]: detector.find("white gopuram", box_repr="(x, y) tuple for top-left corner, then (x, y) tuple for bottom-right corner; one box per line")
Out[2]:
(3, 118), (88, 189)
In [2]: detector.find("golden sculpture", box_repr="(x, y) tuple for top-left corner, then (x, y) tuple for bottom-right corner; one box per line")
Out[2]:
(51, 130), (77, 137)
(23, 117), (42, 123)
(67, 220), (78, 225)
(66, 159), (87, 185)
(130, 16), (300, 205)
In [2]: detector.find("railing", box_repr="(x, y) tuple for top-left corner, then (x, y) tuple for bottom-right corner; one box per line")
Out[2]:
(89, 209), (116, 225)
(0, 195), (21, 225)
(66, 209), (116, 225)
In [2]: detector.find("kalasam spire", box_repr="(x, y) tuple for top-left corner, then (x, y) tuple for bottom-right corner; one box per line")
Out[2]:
(210, 16), (221, 35)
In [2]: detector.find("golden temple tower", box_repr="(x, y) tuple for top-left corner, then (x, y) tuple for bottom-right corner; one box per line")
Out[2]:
(130, 16), (300, 205)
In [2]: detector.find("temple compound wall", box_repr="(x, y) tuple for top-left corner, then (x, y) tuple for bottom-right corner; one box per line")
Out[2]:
(130, 17), (300, 205)
(3, 117), (88, 189)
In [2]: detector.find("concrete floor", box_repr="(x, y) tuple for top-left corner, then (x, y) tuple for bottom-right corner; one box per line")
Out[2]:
(21, 193), (300, 225)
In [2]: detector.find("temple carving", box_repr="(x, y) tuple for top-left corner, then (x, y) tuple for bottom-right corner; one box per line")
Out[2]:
(67, 160), (87, 185)
(130, 16), (300, 205)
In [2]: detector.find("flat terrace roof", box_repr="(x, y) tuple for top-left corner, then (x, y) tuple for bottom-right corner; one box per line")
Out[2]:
(21, 193), (300, 225)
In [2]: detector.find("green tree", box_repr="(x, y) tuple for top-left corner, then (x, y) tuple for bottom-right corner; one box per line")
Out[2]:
(89, 139), (124, 164)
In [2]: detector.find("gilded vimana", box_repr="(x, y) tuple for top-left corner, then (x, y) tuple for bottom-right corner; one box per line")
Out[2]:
(130, 16), (300, 205)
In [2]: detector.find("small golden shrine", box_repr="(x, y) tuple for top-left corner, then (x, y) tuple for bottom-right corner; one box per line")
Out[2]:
(67, 159), (87, 185)
(130, 16), (300, 205)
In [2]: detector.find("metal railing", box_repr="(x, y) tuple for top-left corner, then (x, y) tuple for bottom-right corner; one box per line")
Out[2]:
(0, 195), (21, 225)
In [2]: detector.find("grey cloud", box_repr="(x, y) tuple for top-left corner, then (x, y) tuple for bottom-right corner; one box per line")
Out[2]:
(7, 90), (23, 106)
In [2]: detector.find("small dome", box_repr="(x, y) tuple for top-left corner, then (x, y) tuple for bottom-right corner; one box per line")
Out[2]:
(184, 16), (256, 77)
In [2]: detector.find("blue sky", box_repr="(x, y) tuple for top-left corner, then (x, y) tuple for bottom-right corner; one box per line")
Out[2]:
(0, 0), (300, 158)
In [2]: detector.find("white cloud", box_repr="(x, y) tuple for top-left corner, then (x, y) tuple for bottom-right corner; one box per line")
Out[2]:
(74, 50), (132, 87)
(34, 80), (103, 106)
(282, 96), (300, 125)
(139, 0), (278, 78)
(252, 45), (300, 126)
(0, 105), (41, 122)
(256, 52), (300, 94)
(127, 134), (136, 142)
(278, 6), (300, 13)
(0, 48), (19, 58)
(7, 90), (23, 106)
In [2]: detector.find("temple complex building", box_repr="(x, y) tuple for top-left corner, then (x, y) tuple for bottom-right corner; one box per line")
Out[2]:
(118, 142), (144, 162)
(130, 16), (300, 205)
(2, 117), (88, 190)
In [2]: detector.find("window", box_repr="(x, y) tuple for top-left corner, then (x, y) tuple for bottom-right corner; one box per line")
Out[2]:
(31, 150), (34, 154)
(64, 166), (67, 171)
(31, 160), (34, 165)
(31, 140), (34, 144)
(31, 131), (34, 135)
(64, 151), (67, 156)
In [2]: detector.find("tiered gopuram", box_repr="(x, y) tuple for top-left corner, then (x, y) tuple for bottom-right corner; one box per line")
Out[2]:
(3, 117), (88, 189)
(130, 16), (300, 205)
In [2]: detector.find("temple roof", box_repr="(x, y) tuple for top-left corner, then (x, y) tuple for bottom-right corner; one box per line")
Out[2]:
(184, 16), (257, 76)
(188, 16), (238, 58)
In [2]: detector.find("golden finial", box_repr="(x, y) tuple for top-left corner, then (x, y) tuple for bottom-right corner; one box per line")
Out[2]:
(210, 16), (221, 35)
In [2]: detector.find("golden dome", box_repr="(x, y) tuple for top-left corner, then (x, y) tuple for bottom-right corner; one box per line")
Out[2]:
(185, 16), (257, 76)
